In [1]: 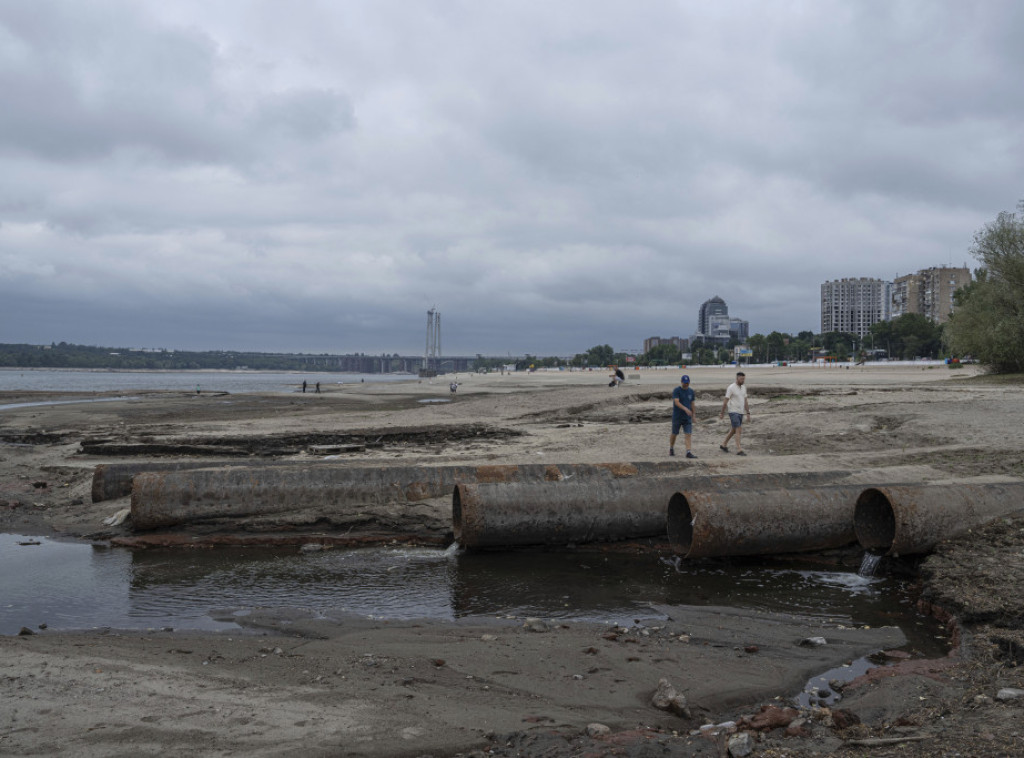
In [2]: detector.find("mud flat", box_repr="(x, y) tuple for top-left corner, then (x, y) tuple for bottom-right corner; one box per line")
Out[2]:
(2, 365), (1024, 756)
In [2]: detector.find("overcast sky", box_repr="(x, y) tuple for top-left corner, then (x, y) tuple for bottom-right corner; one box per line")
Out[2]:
(1, 1), (1021, 356)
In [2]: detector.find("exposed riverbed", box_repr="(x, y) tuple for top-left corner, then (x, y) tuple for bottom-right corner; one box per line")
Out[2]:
(2, 366), (1023, 757)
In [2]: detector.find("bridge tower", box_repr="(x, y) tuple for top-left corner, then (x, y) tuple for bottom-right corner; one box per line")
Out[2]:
(422, 307), (441, 376)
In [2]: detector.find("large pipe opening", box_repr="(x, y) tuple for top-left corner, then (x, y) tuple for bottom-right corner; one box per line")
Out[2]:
(452, 484), (466, 543)
(854, 488), (897, 553)
(666, 492), (694, 555)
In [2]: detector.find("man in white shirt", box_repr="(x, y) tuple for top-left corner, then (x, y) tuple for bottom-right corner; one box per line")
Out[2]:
(719, 372), (750, 456)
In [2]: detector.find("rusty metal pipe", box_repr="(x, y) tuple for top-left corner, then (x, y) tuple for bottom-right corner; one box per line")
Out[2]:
(453, 480), (676, 548)
(93, 461), (256, 503)
(854, 483), (1024, 556)
(129, 461), (685, 530)
(666, 486), (862, 558)
(100, 460), (688, 504)
(453, 472), (857, 549)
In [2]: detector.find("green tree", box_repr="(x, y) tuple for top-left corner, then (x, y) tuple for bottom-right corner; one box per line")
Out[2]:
(584, 344), (615, 367)
(747, 334), (768, 363)
(766, 331), (787, 362)
(946, 200), (1024, 373)
(688, 338), (716, 365)
(643, 343), (682, 365)
(821, 331), (856, 361)
(868, 319), (894, 358)
(787, 336), (810, 362)
(890, 313), (943, 359)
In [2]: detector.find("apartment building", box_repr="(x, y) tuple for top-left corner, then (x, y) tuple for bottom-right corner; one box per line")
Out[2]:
(643, 336), (689, 354)
(820, 277), (892, 337)
(891, 266), (971, 323)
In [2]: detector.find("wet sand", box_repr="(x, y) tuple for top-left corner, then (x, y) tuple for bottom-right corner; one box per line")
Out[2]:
(2, 364), (1024, 756)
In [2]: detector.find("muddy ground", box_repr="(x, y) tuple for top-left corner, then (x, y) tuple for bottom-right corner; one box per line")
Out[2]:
(2, 365), (1023, 756)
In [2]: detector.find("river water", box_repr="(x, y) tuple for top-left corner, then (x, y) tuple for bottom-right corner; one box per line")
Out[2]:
(0, 368), (413, 395)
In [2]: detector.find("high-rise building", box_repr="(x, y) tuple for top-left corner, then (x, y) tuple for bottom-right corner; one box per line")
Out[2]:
(729, 318), (749, 343)
(706, 315), (732, 344)
(820, 278), (892, 337)
(697, 296), (728, 335)
(891, 266), (971, 323)
(692, 296), (751, 346)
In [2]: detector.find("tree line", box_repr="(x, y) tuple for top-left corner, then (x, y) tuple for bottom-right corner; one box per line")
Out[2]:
(630, 315), (945, 367)
(0, 343), (401, 372)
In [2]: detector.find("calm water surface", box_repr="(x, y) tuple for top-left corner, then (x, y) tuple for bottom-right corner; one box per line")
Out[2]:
(0, 534), (947, 658)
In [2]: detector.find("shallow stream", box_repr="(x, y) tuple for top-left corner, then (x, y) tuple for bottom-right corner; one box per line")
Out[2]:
(1, 534), (944, 649)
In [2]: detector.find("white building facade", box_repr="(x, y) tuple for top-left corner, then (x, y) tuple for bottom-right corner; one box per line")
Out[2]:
(820, 277), (892, 337)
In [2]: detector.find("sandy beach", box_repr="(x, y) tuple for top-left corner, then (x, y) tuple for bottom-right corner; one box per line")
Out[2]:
(2, 364), (1024, 756)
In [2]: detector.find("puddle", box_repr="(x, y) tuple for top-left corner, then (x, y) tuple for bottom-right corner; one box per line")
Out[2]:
(2, 535), (952, 706)
(798, 656), (875, 708)
(418, 398), (451, 403)
(1, 534), (946, 646)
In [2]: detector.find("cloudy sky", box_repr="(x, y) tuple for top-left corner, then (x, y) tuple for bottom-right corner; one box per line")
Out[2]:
(1, 1), (1021, 357)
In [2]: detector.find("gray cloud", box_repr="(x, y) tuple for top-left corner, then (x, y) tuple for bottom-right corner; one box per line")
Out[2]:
(0, 0), (1020, 356)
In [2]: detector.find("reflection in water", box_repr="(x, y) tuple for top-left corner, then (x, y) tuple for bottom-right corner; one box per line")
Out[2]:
(0, 534), (945, 657)
(127, 544), (459, 623)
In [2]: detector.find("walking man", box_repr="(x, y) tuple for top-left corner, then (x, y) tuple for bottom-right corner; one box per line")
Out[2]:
(670, 375), (697, 459)
(719, 371), (750, 455)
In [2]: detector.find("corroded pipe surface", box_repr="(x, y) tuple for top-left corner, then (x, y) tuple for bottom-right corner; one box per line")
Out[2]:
(129, 461), (684, 531)
(453, 472), (855, 549)
(666, 486), (862, 558)
(100, 459), (684, 504)
(454, 480), (675, 547)
(854, 482), (1024, 556)
(94, 461), (249, 503)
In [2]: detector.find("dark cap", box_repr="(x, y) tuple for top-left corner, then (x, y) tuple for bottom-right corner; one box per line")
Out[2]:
(680, 375), (690, 384)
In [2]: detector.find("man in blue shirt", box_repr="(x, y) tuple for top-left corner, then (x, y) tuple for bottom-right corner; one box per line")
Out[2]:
(670, 375), (697, 458)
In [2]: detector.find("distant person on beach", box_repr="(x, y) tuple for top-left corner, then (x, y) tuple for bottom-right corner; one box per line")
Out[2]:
(670, 375), (697, 458)
(719, 372), (750, 455)
(450, 381), (458, 395)
(196, 385), (200, 395)
(302, 380), (307, 393)
(608, 368), (625, 388)
(315, 382), (321, 394)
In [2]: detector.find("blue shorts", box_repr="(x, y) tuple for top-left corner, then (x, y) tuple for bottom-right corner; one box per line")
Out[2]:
(672, 416), (692, 435)
(728, 412), (744, 428)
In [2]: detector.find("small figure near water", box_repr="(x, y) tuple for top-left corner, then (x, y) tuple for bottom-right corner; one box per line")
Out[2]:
(315, 382), (321, 394)
(719, 372), (750, 455)
(449, 381), (458, 395)
(670, 375), (697, 459)
(302, 380), (307, 394)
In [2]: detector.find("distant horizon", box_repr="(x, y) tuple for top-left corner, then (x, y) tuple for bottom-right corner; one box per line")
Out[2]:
(2, 328), (834, 360)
